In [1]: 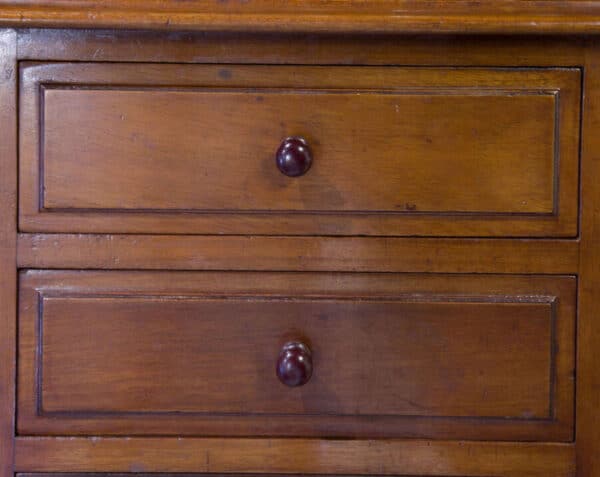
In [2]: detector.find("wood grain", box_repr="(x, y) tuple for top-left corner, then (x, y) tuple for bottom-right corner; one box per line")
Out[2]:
(1, 0), (600, 34)
(17, 234), (580, 274)
(40, 89), (557, 213)
(14, 437), (576, 476)
(576, 39), (600, 477)
(7, 20), (597, 476)
(16, 30), (586, 67)
(17, 270), (575, 441)
(19, 63), (581, 237)
(0, 29), (17, 477)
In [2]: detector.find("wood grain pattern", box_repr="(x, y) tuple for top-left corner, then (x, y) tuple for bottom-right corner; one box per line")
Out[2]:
(39, 89), (557, 213)
(8, 26), (599, 476)
(0, 29), (17, 477)
(16, 234), (580, 274)
(16, 30), (586, 67)
(17, 270), (575, 441)
(576, 40), (600, 477)
(14, 437), (576, 476)
(19, 63), (581, 236)
(1, 0), (600, 34)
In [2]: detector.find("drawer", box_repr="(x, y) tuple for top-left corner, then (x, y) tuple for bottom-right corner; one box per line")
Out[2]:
(18, 270), (575, 441)
(19, 63), (580, 236)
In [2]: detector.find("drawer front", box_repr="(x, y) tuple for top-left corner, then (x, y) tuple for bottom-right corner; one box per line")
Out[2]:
(20, 63), (580, 236)
(18, 271), (575, 441)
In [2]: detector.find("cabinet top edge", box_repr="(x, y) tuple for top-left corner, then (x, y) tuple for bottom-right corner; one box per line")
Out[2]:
(4, 0), (600, 34)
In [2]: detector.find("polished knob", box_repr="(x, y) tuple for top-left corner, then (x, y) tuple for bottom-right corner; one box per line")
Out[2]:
(275, 136), (313, 177)
(276, 341), (313, 387)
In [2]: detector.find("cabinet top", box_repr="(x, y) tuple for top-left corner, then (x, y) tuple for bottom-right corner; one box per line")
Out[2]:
(1, 0), (600, 34)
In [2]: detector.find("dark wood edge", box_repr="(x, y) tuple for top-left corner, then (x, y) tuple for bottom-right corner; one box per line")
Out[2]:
(0, 28), (17, 477)
(576, 39), (600, 477)
(14, 30), (587, 67)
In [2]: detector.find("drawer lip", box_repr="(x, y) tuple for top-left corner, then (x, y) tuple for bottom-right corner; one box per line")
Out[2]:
(17, 270), (576, 441)
(19, 63), (582, 237)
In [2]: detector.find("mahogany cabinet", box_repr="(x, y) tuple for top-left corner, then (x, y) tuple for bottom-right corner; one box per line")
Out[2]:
(2, 2), (600, 477)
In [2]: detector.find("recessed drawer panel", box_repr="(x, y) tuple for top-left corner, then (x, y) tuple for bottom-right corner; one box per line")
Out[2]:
(19, 63), (580, 236)
(18, 271), (575, 441)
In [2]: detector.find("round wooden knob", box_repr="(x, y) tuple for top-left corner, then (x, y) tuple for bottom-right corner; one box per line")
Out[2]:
(276, 341), (313, 387)
(275, 137), (313, 177)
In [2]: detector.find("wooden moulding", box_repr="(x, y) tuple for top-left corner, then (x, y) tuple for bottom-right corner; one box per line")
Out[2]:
(1, 0), (600, 34)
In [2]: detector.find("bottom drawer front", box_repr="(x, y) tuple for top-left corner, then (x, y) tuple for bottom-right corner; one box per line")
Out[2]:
(18, 271), (575, 440)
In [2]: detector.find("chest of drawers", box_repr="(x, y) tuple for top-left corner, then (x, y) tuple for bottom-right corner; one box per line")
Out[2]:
(2, 2), (600, 477)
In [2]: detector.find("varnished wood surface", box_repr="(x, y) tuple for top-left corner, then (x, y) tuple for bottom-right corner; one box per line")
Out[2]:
(0, 29), (17, 477)
(19, 63), (581, 236)
(6, 27), (600, 477)
(14, 437), (576, 476)
(1, 0), (600, 34)
(14, 474), (530, 477)
(16, 30), (587, 67)
(17, 474), (561, 477)
(16, 234), (580, 274)
(576, 41), (600, 477)
(18, 270), (575, 440)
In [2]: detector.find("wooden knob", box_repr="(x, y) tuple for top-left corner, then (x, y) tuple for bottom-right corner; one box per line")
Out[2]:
(276, 341), (313, 387)
(275, 137), (313, 177)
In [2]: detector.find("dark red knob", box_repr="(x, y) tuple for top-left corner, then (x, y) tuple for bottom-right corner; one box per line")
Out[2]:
(276, 341), (313, 387)
(275, 137), (313, 177)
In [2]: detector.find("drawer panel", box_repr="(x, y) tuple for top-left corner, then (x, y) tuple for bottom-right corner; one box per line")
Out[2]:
(18, 271), (575, 440)
(19, 63), (580, 236)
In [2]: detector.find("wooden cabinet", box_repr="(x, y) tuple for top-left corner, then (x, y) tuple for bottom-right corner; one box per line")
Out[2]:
(3, 2), (600, 477)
